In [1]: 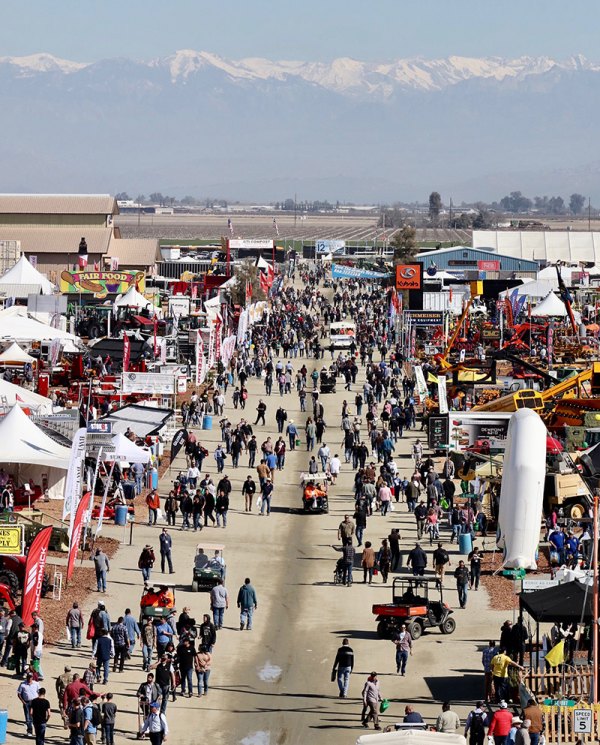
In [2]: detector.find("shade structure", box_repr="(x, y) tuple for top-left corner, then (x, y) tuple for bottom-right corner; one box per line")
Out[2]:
(0, 378), (53, 412)
(109, 433), (151, 463)
(530, 292), (569, 317)
(519, 580), (593, 623)
(0, 255), (55, 295)
(114, 286), (163, 317)
(499, 280), (559, 299)
(0, 404), (70, 468)
(0, 314), (81, 345)
(0, 342), (36, 364)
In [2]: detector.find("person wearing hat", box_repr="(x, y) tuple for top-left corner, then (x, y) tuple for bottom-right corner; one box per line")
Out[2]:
(515, 719), (531, 745)
(139, 700), (169, 744)
(488, 701), (514, 744)
(361, 672), (382, 730)
(509, 715), (523, 744)
(286, 419), (299, 450)
(56, 665), (74, 716)
(260, 476), (274, 515)
(138, 545), (156, 583)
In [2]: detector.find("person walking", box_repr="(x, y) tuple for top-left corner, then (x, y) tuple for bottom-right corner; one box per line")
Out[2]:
(436, 701), (461, 734)
(17, 672), (39, 737)
(111, 616), (129, 673)
(432, 542), (451, 585)
(388, 529), (401, 571)
(286, 419), (299, 450)
(318, 443), (330, 472)
(331, 638), (354, 698)
(392, 623), (413, 676)
(215, 490), (229, 528)
(159, 528), (174, 574)
(29, 686), (51, 745)
(101, 692), (117, 745)
(377, 539), (392, 583)
(338, 514), (355, 546)
(242, 475), (256, 512)
(464, 701), (489, 745)
(66, 602), (84, 649)
(341, 541), (355, 586)
(255, 400), (267, 426)
(361, 542), (375, 584)
(195, 645), (212, 697)
(237, 577), (258, 630)
(482, 640), (499, 702)
(361, 672), (382, 730)
(210, 579), (228, 629)
(469, 546), (483, 590)
(124, 608), (141, 658)
(93, 548), (110, 593)
(146, 489), (160, 525)
(93, 629), (114, 684)
(523, 699), (543, 745)
(406, 542), (428, 580)
(487, 701), (513, 745)
(141, 617), (156, 671)
(454, 560), (471, 609)
(138, 545), (156, 583)
(139, 701), (169, 745)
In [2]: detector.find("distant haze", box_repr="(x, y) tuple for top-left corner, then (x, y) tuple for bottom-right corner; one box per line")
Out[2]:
(1, 50), (600, 203)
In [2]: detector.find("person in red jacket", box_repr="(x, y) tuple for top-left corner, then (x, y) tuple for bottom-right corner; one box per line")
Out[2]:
(488, 701), (513, 745)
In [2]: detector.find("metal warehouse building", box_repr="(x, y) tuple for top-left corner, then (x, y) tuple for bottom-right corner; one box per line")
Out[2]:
(417, 246), (539, 278)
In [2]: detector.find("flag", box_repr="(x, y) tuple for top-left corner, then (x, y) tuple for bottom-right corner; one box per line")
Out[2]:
(15, 393), (24, 403)
(259, 272), (269, 294)
(544, 640), (565, 667)
(267, 263), (275, 286)
(110, 256), (119, 271)
(245, 279), (252, 306)
(77, 237), (88, 269)
(123, 333), (131, 373)
(67, 491), (92, 581)
(153, 317), (158, 357)
(94, 261), (100, 272)
(22, 526), (53, 625)
(170, 428), (189, 462)
(273, 218), (279, 236)
(227, 218), (233, 236)
(63, 427), (86, 526)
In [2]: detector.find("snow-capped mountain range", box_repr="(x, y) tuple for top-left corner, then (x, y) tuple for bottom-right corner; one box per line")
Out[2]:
(0, 49), (599, 201)
(1, 49), (598, 96)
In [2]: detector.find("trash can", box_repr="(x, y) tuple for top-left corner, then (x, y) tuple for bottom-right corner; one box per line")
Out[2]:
(151, 467), (158, 490)
(114, 505), (128, 526)
(0, 709), (8, 744)
(202, 415), (213, 430)
(458, 532), (473, 555)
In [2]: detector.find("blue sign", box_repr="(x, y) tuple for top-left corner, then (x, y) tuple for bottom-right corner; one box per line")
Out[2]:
(331, 264), (391, 280)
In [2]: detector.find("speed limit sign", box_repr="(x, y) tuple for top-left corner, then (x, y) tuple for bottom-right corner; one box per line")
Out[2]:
(573, 708), (592, 734)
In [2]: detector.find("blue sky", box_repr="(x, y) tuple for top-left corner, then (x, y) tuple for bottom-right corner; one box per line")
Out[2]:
(1, 1), (599, 62)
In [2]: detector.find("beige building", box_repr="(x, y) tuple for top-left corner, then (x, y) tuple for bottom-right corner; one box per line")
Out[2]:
(0, 194), (159, 281)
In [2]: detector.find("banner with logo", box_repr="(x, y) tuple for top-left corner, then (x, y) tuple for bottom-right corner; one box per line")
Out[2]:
(395, 264), (423, 290)
(437, 375), (449, 415)
(221, 334), (237, 369)
(67, 491), (92, 582)
(207, 324), (216, 369)
(195, 330), (206, 386)
(63, 428), (87, 527)
(414, 365), (428, 397)
(123, 333), (131, 373)
(21, 526), (53, 625)
(94, 462), (115, 538)
(331, 263), (391, 280)
(170, 428), (189, 463)
(49, 338), (62, 368)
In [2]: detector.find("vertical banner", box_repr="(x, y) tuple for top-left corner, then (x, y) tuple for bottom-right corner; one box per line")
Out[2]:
(153, 318), (158, 357)
(21, 526), (53, 625)
(123, 333), (131, 373)
(207, 325), (216, 370)
(67, 491), (92, 582)
(547, 321), (554, 366)
(160, 337), (167, 364)
(62, 427), (87, 526)
(215, 318), (222, 364)
(195, 330), (206, 386)
(437, 375), (449, 415)
(414, 366), (428, 397)
(49, 338), (62, 368)
(410, 325), (416, 358)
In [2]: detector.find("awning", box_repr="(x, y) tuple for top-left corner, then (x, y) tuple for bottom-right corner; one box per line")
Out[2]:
(519, 580), (593, 623)
(99, 403), (174, 437)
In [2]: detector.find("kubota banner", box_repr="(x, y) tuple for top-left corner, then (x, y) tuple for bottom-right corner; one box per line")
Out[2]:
(67, 491), (92, 582)
(22, 526), (53, 625)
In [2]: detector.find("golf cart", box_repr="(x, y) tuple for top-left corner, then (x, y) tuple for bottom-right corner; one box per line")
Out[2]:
(139, 584), (176, 622)
(372, 577), (455, 639)
(192, 543), (226, 592)
(300, 472), (329, 513)
(319, 369), (337, 394)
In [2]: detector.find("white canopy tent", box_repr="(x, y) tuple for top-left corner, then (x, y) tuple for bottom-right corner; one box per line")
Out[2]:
(499, 279), (558, 299)
(110, 433), (151, 463)
(0, 342), (36, 364)
(0, 315), (81, 345)
(0, 378), (53, 412)
(0, 255), (55, 295)
(531, 292), (569, 317)
(114, 286), (163, 317)
(0, 405), (70, 498)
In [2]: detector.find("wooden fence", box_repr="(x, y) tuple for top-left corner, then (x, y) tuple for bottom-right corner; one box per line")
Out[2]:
(526, 665), (593, 700)
(540, 703), (600, 744)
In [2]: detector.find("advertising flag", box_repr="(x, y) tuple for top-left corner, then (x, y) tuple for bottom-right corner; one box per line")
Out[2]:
(123, 333), (131, 373)
(437, 375), (449, 415)
(63, 427), (86, 526)
(21, 526), (53, 625)
(67, 491), (92, 581)
(77, 237), (88, 269)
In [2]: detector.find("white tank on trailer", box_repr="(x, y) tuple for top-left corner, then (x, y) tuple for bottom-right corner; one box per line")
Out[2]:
(496, 408), (547, 569)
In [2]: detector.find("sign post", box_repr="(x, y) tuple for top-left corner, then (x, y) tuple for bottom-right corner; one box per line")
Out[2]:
(573, 708), (592, 734)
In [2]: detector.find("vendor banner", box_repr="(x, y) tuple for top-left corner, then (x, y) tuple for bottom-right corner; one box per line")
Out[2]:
(21, 526), (53, 625)
(414, 365), (428, 397)
(122, 372), (176, 395)
(67, 491), (92, 582)
(94, 462), (115, 538)
(207, 324), (216, 370)
(170, 428), (188, 463)
(195, 329), (206, 386)
(63, 427), (86, 528)
(49, 338), (62, 368)
(437, 375), (449, 415)
(331, 263), (391, 280)
(60, 270), (145, 299)
(123, 334), (131, 373)
(221, 334), (237, 369)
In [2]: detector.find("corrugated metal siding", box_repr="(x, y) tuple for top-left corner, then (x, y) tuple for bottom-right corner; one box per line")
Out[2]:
(418, 247), (538, 272)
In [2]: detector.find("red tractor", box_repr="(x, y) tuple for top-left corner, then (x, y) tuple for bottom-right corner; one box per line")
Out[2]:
(0, 555), (50, 599)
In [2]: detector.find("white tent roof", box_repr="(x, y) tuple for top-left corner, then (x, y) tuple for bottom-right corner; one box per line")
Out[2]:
(499, 279), (558, 298)
(0, 342), (35, 364)
(0, 315), (81, 344)
(0, 378), (52, 411)
(0, 255), (54, 294)
(110, 433), (151, 463)
(356, 731), (466, 745)
(531, 292), (569, 317)
(0, 405), (70, 468)
(114, 286), (163, 317)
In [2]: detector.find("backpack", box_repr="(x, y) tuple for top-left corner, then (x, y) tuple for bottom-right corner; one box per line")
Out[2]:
(470, 711), (485, 735)
(90, 705), (102, 728)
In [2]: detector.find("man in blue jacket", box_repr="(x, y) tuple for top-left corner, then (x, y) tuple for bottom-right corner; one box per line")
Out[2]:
(237, 578), (258, 630)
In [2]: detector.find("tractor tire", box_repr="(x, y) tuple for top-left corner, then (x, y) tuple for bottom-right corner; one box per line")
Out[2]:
(0, 569), (20, 598)
(407, 621), (423, 640)
(441, 617), (456, 634)
(568, 502), (586, 521)
(192, 580), (199, 592)
(377, 620), (390, 639)
(88, 324), (101, 340)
